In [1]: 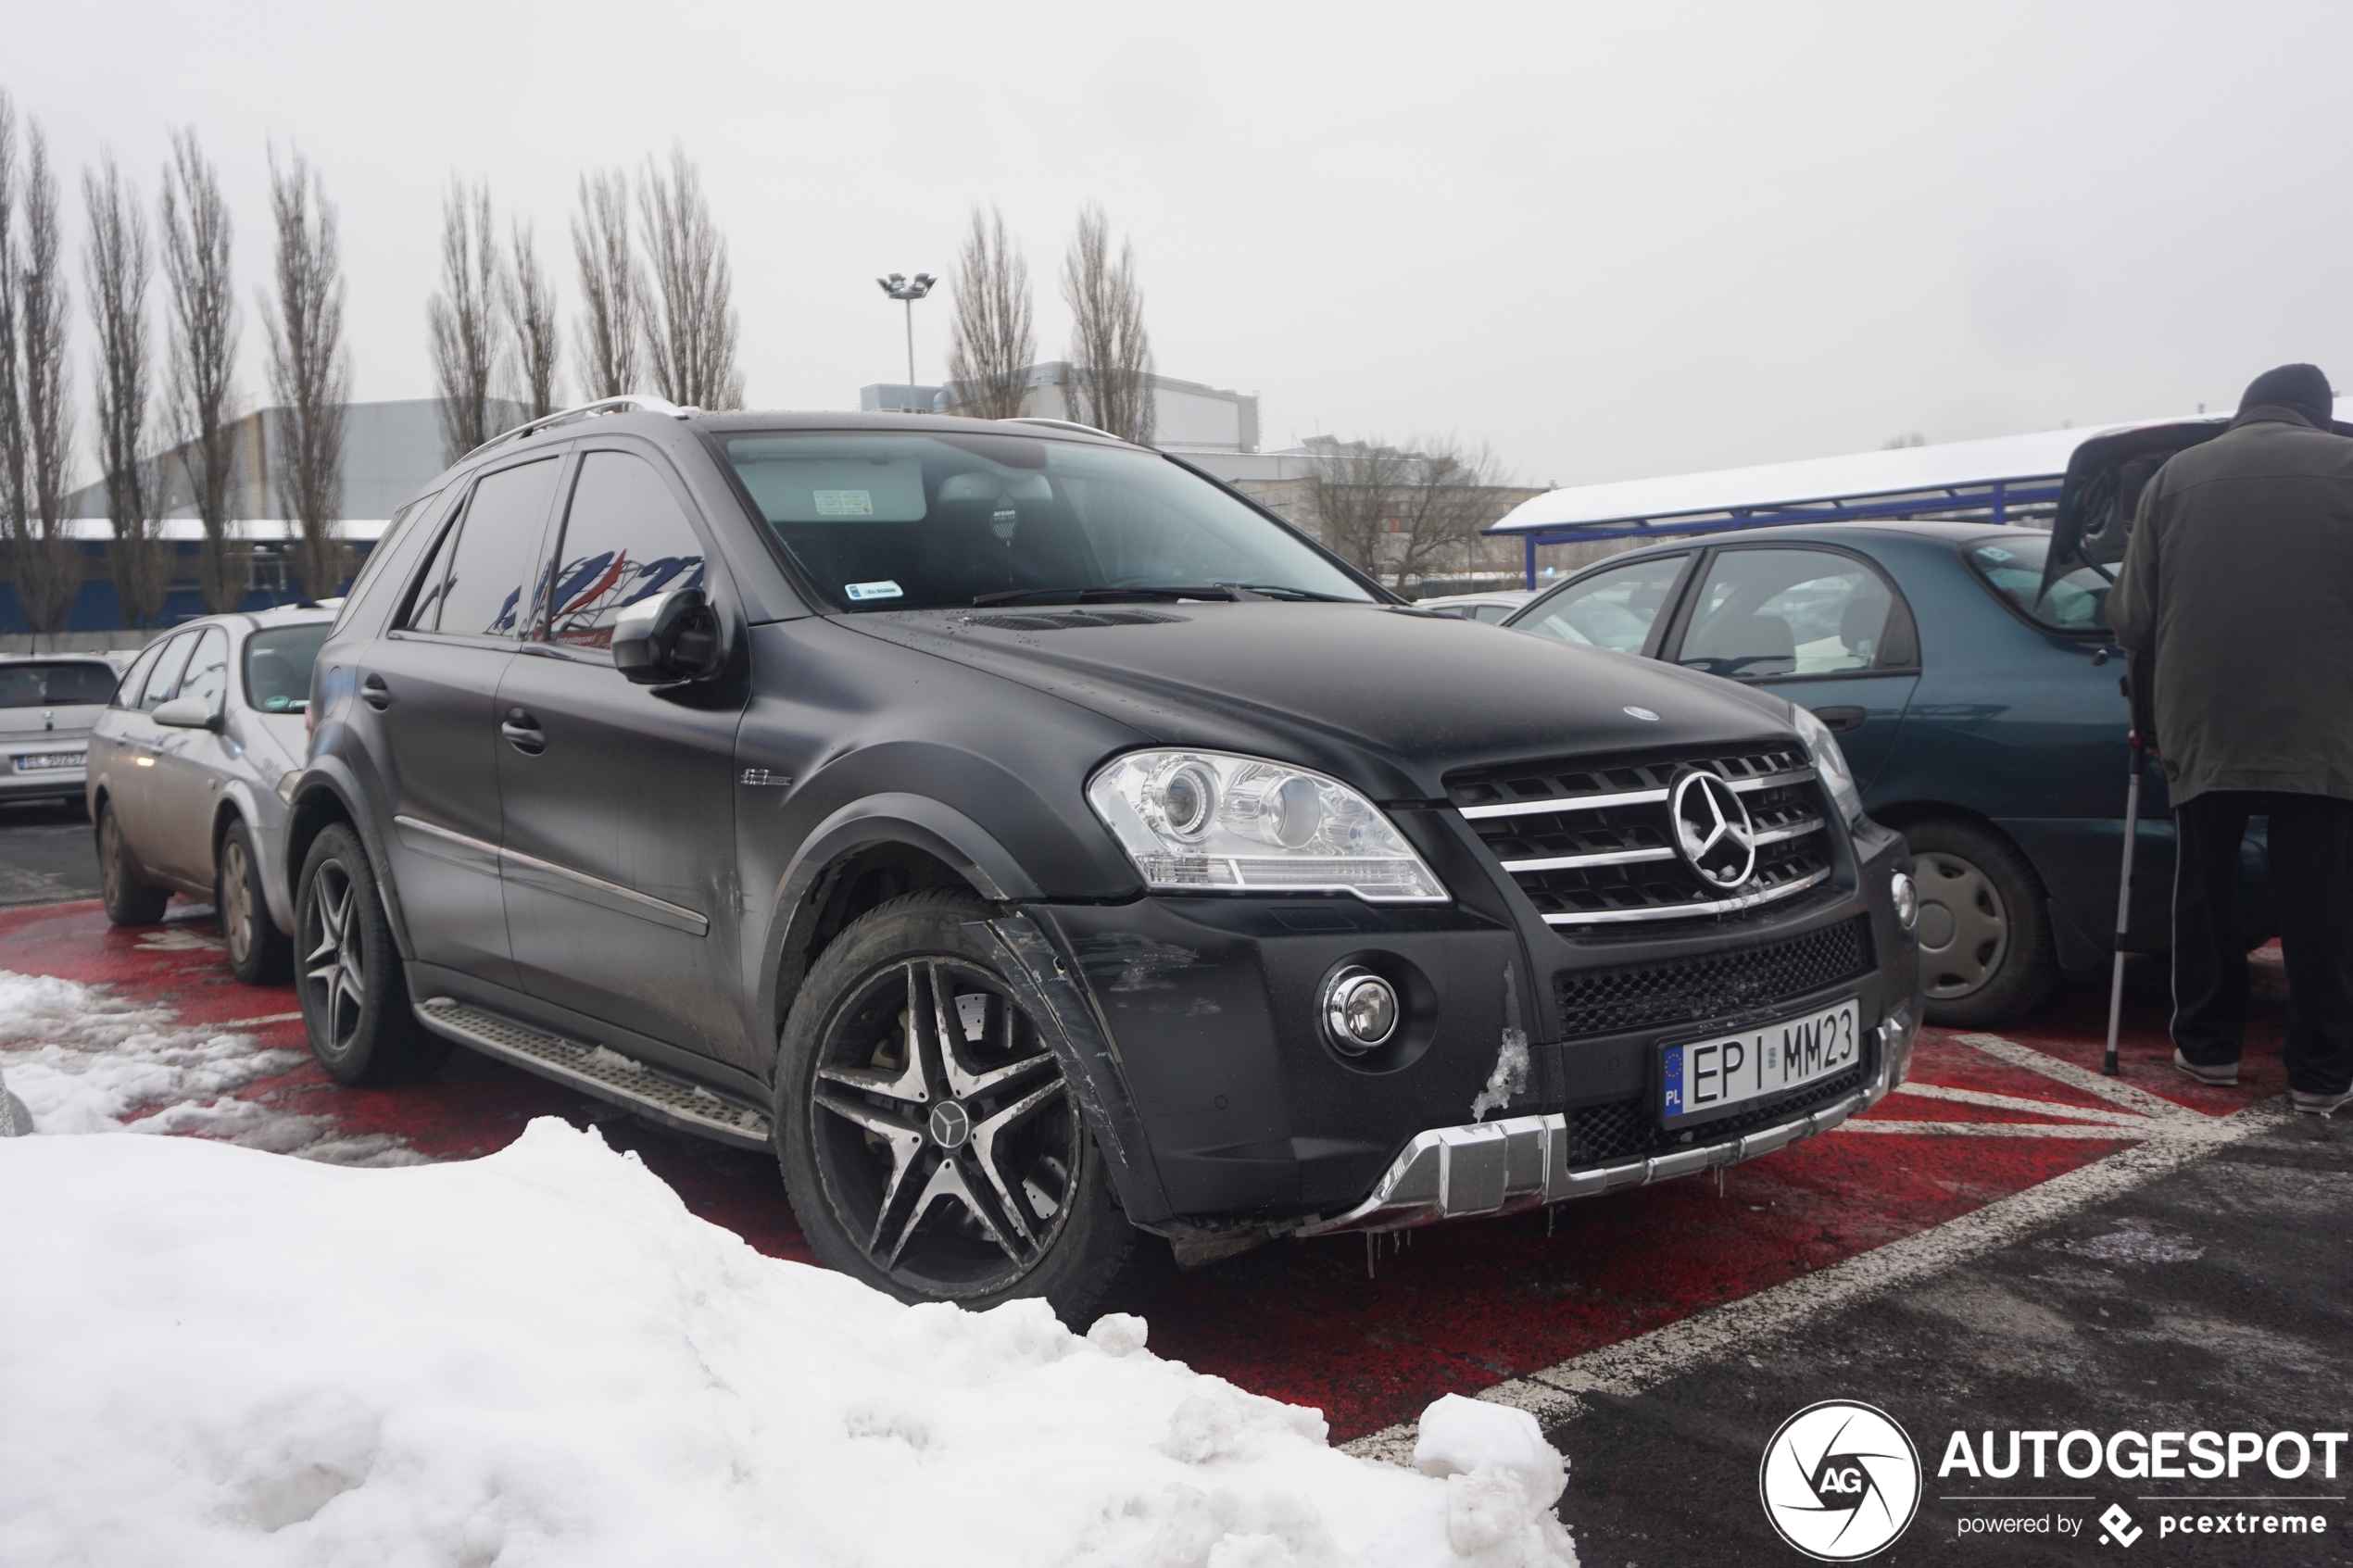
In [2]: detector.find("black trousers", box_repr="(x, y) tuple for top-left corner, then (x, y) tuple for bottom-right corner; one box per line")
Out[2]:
(2171, 790), (2353, 1093)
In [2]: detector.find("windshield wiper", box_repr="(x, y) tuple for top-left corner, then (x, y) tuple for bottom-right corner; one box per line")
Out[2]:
(1228, 583), (1356, 602)
(972, 584), (1246, 607)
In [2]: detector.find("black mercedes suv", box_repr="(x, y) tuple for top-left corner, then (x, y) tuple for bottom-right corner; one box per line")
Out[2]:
(285, 398), (1923, 1319)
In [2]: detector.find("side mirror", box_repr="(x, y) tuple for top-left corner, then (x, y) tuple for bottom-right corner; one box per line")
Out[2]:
(611, 586), (724, 685)
(152, 696), (224, 732)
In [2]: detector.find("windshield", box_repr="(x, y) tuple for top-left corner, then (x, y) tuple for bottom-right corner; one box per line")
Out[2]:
(724, 431), (1374, 612)
(1964, 533), (2110, 634)
(0, 661), (119, 708)
(245, 623), (331, 712)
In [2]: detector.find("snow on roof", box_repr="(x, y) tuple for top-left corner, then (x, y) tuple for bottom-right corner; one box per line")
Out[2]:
(54, 518), (392, 543)
(1490, 395), (2353, 536)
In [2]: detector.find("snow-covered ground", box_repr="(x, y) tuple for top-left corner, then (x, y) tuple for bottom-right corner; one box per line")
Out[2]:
(1, 1089), (1577, 1564)
(0, 969), (417, 1162)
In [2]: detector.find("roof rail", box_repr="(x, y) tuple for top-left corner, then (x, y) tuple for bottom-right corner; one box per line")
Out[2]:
(465, 395), (693, 461)
(1002, 417), (1124, 442)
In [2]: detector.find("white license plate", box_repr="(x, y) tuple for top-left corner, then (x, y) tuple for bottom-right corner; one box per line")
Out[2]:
(1660, 998), (1860, 1125)
(13, 751), (85, 772)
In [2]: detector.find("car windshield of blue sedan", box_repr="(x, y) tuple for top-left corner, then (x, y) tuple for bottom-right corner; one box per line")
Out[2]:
(724, 432), (1372, 612)
(245, 624), (331, 712)
(1964, 534), (2111, 633)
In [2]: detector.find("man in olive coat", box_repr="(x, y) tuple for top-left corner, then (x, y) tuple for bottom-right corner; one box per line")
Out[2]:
(2109, 363), (2353, 1115)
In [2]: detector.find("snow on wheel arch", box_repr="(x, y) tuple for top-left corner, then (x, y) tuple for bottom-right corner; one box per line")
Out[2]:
(0, 1117), (1577, 1567)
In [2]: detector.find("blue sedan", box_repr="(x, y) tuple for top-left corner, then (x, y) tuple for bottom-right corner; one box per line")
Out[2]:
(1502, 520), (2269, 1026)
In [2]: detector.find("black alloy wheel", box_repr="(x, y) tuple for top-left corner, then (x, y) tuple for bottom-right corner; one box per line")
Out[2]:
(294, 823), (450, 1085)
(219, 819), (292, 985)
(97, 802), (169, 926)
(1906, 816), (2058, 1028)
(777, 891), (1157, 1321)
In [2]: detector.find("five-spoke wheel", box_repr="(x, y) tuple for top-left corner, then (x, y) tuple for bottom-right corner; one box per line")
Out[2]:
(294, 823), (449, 1085)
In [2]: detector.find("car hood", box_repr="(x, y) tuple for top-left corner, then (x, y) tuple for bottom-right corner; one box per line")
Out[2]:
(840, 603), (1796, 799)
(0, 704), (103, 739)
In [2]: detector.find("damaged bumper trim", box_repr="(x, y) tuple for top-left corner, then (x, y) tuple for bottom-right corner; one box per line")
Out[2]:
(1292, 1008), (1913, 1238)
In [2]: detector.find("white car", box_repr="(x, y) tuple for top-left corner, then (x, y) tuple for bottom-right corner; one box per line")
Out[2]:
(1410, 589), (1535, 623)
(85, 608), (335, 982)
(0, 657), (119, 809)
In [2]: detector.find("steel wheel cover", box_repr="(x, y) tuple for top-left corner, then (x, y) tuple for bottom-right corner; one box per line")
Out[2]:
(807, 957), (1079, 1298)
(300, 859), (368, 1052)
(1913, 850), (2008, 998)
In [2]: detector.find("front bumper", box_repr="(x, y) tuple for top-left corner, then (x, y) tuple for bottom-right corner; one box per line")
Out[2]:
(1294, 1002), (1917, 1236)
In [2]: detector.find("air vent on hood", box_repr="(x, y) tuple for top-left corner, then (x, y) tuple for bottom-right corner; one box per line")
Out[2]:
(961, 609), (1190, 632)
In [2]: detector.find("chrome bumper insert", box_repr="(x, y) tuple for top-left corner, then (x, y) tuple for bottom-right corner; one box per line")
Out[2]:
(1294, 1007), (1913, 1238)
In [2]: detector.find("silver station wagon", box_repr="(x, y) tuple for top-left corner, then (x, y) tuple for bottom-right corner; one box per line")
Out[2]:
(85, 608), (335, 982)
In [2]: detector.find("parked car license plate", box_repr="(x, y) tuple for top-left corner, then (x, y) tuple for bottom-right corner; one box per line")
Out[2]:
(13, 751), (85, 772)
(1660, 998), (1859, 1125)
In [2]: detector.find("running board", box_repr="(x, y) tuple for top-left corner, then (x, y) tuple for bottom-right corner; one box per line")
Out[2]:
(414, 997), (773, 1151)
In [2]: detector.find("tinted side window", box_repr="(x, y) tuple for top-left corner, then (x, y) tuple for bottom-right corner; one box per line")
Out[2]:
(1517, 555), (1689, 654)
(139, 633), (198, 712)
(174, 628), (231, 711)
(434, 458), (561, 639)
(341, 486), (445, 633)
(1680, 548), (1894, 680)
(401, 514), (462, 632)
(113, 643), (164, 709)
(546, 452), (709, 652)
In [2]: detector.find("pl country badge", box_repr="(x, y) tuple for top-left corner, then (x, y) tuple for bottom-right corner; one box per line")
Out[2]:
(1758, 1400), (1922, 1561)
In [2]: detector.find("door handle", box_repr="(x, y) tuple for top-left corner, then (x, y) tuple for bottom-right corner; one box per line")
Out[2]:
(1810, 705), (1867, 734)
(361, 673), (393, 710)
(500, 707), (547, 756)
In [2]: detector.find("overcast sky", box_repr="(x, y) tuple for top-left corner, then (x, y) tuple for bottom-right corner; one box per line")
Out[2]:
(15, 0), (2351, 492)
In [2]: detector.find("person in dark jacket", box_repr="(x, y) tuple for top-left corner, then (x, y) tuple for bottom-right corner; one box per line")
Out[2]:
(2109, 363), (2353, 1115)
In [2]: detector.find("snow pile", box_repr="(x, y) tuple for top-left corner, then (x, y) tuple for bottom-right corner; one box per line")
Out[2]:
(0, 969), (413, 1163)
(0, 1119), (1576, 1567)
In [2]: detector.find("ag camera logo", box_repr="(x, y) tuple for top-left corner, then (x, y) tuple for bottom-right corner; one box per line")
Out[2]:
(1759, 1400), (1922, 1561)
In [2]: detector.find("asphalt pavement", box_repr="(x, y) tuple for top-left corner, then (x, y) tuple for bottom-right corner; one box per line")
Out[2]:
(0, 800), (98, 908)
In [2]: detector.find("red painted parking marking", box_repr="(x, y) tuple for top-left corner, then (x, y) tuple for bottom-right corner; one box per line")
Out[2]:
(0, 900), (2285, 1443)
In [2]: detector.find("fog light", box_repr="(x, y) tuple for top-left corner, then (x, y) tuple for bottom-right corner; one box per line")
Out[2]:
(1323, 968), (1400, 1053)
(1891, 869), (1919, 932)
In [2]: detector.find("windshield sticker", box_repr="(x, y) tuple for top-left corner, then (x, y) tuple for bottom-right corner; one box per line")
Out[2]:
(814, 490), (875, 518)
(844, 580), (903, 602)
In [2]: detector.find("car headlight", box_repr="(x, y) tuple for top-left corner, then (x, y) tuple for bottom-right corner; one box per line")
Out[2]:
(1086, 749), (1448, 902)
(1789, 702), (1867, 826)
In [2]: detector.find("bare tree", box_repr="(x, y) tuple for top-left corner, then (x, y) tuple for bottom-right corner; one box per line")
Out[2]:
(160, 128), (244, 612)
(85, 154), (170, 630)
(570, 169), (639, 401)
(0, 92), (31, 632)
(505, 218), (559, 418)
(943, 206), (1033, 420)
(428, 182), (502, 464)
(261, 146), (349, 601)
(1305, 435), (1515, 593)
(1060, 205), (1153, 445)
(4, 108), (82, 641)
(637, 147), (741, 409)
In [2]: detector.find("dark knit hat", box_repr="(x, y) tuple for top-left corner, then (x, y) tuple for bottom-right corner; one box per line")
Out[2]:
(2238, 363), (2334, 425)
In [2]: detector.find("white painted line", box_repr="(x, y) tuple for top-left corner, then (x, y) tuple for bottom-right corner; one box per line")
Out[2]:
(1892, 1080), (2154, 1127)
(1340, 1035), (2289, 1464)
(1949, 1031), (2207, 1123)
(1840, 1120), (2152, 1139)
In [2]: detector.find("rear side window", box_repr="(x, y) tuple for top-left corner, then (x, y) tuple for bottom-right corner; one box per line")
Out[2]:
(112, 643), (164, 709)
(0, 661), (120, 708)
(1965, 535), (2110, 634)
(405, 459), (560, 638)
(173, 628), (231, 712)
(245, 624), (333, 712)
(1517, 555), (1688, 653)
(546, 452), (708, 652)
(338, 486), (445, 633)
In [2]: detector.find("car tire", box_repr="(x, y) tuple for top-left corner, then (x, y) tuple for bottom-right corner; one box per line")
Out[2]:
(96, 802), (170, 926)
(218, 819), (293, 985)
(1906, 817), (2059, 1028)
(294, 823), (451, 1085)
(774, 888), (1163, 1324)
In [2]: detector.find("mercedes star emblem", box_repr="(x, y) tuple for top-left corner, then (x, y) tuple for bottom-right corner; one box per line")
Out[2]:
(1670, 770), (1758, 888)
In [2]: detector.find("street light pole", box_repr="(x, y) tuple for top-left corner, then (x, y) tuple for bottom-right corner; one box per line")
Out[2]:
(875, 272), (937, 412)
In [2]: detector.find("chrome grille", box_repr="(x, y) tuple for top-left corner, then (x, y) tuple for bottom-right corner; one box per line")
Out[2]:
(1449, 746), (1834, 928)
(1553, 916), (1874, 1038)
